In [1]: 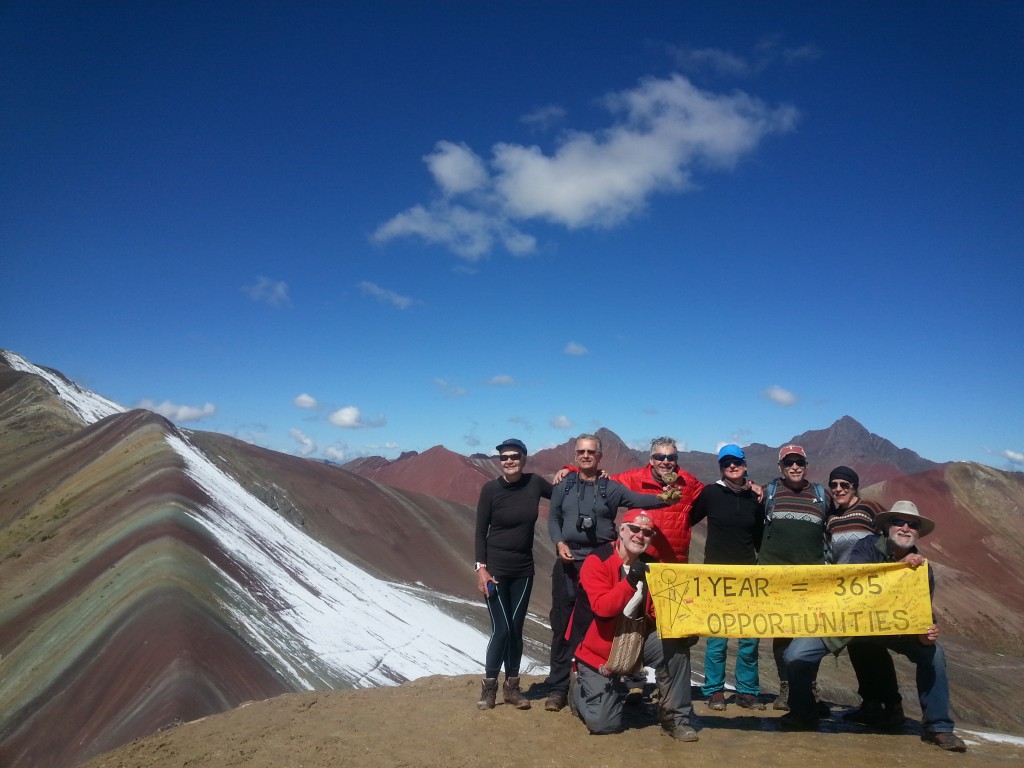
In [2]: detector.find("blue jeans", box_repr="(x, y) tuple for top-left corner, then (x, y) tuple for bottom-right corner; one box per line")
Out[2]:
(784, 636), (954, 733)
(701, 636), (761, 696)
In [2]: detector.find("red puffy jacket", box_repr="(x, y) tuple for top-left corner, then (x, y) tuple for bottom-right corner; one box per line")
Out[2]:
(574, 544), (655, 672)
(613, 464), (703, 563)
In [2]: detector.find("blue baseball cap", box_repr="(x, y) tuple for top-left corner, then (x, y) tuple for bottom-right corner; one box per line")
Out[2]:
(717, 444), (745, 462)
(496, 438), (527, 455)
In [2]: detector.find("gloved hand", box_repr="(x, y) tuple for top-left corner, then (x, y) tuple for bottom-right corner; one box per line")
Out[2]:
(658, 485), (682, 502)
(658, 473), (681, 502)
(626, 561), (649, 587)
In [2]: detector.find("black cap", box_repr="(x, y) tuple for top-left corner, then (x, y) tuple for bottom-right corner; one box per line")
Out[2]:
(829, 465), (859, 487)
(496, 438), (527, 455)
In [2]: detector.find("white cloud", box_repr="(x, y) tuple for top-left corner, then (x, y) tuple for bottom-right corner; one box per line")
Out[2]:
(1002, 449), (1024, 465)
(425, 141), (489, 196)
(328, 406), (385, 429)
(762, 385), (798, 406)
(434, 378), (468, 397)
(564, 342), (588, 356)
(289, 428), (316, 456)
(137, 399), (216, 423)
(294, 393), (317, 409)
(374, 201), (535, 261)
(374, 74), (797, 257)
(550, 415), (573, 430)
(324, 444), (348, 462)
(243, 276), (291, 308)
(487, 374), (514, 386)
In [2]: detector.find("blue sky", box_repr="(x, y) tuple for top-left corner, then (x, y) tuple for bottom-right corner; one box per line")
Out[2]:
(2, 2), (1022, 470)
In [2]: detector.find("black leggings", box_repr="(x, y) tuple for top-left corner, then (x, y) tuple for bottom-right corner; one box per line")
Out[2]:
(484, 575), (533, 679)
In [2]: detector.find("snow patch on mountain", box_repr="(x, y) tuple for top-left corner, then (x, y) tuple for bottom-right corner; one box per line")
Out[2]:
(167, 431), (534, 687)
(1, 349), (123, 424)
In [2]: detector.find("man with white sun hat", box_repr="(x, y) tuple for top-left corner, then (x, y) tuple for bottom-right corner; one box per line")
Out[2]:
(781, 500), (967, 752)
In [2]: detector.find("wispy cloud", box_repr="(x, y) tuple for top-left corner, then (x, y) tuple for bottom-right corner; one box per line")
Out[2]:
(762, 385), (798, 406)
(293, 393), (318, 409)
(487, 374), (514, 386)
(289, 428), (317, 456)
(1002, 449), (1024, 465)
(328, 406), (386, 429)
(668, 37), (822, 77)
(550, 415), (573, 430)
(564, 342), (589, 356)
(138, 399), (216, 422)
(374, 74), (797, 258)
(243, 276), (291, 308)
(434, 378), (468, 397)
(520, 104), (567, 132)
(358, 281), (416, 309)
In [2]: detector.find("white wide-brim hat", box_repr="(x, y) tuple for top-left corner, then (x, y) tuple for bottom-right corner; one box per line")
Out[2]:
(874, 500), (935, 537)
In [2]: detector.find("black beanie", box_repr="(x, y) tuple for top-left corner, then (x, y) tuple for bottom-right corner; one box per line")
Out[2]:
(829, 465), (859, 488)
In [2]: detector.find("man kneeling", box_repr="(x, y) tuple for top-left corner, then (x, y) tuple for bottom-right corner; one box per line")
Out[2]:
(570, 510), (697, 741)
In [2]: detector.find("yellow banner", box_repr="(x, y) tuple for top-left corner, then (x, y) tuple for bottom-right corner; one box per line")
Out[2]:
(648, 563), (933, 639)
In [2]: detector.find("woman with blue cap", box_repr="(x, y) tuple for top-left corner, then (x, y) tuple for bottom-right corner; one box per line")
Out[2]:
(689, 444), (767, 711)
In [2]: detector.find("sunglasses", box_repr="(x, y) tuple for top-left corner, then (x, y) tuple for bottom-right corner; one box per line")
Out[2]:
(781, 459), (807, 468)
(625, 523), (655, 538)
(499, 453), (522, 462)
(889, 518), (921, 531)
(652, 453), (678, 462)
(719, 459), (746, 469)
(575, 449), (599, 456)
(829, 480), (853, 490)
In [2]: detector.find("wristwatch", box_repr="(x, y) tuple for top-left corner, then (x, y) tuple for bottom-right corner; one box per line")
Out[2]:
(474, 562), (486, 571)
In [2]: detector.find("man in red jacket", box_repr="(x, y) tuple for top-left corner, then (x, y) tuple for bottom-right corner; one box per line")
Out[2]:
(613, 437), (704, 564)
(569, 510), (698, 741)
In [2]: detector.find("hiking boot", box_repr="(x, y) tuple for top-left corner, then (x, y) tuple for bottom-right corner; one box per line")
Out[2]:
(707, 691), (726, 711)
(922, 731), (967, 752)
(881, 700), (906, 731)
(773, 681), (790, 711)
(477, 678), (498, 710)
(544, 691), (568, 712)
(735, 693), (765, 710)
(812, 681), (830, 717)
(842, 700), (885, 725)
(662, 723), (699, 742)
(778, 711), (820, 731)
(502, 676), (531, 709)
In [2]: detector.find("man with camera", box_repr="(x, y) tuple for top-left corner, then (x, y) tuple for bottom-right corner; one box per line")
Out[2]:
(542, 434), (667, 712)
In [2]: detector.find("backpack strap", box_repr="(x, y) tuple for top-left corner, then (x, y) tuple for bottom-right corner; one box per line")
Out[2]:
(812, 482), (834, 564)
(763, 479), (779, 540)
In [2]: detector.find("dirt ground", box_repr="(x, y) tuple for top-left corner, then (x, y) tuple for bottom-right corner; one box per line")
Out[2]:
(82, 675), (1024, 768)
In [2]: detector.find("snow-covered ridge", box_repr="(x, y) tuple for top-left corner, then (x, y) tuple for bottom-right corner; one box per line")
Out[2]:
(1, 350), (124, 424)
(168, 432), (540, 686)
(2, 347), (544, 684)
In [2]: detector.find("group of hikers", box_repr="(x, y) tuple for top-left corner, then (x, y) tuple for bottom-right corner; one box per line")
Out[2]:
(473, 434), (967, 752)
